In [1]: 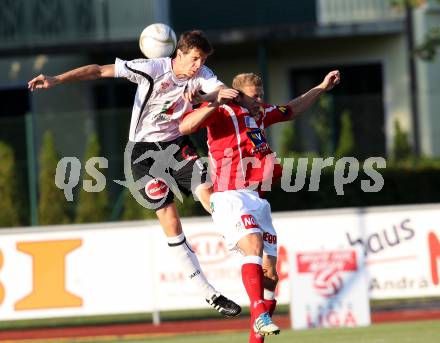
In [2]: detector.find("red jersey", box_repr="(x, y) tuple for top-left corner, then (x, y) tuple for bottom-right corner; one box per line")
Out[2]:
(199, 102), (292, 192)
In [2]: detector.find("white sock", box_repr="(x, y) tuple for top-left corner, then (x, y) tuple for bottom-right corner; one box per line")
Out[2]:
(264, 289), (275, 300)
(167, 233), (217, 299)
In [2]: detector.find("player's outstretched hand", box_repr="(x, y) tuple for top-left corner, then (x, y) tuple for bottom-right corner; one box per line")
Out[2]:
(214, 88), (239, 106)
(28, 74), (57, 91)
(320, 70), (341, 91)
(183, 88), (199, 103)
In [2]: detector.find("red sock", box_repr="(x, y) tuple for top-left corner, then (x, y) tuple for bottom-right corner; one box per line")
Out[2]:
(264, 299), (277, 317)
(241, 262), (267, 317)
(249, 313), (264, 343)
(248, 299), (277, 342)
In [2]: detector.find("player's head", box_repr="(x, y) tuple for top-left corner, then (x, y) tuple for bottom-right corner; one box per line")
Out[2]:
(232, 73), (264, 116)
(174, 30), (213, 78)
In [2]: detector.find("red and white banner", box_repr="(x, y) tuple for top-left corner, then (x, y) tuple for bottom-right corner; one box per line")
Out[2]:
(274, 204), (440, 301)
(0, 204), (439, 321)
(289, 249), (370, 329)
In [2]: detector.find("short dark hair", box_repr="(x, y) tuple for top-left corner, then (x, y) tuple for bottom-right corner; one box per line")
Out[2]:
(176, 30), (213, 56)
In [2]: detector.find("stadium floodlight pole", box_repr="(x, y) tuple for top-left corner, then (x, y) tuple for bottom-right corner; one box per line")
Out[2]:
(405, 3), (421, 157)
(258, 41), (269, 102)
(258, 40), (271, 143)
(25, 112), (38, 226)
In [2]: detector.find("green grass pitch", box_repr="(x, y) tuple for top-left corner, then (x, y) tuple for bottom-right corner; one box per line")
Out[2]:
(72, 320), (440, 343)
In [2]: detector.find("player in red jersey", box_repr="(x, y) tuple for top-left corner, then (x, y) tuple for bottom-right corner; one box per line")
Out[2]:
(180, 70), (340, 340)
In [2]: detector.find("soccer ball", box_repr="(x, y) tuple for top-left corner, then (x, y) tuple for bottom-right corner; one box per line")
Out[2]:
(139, 23), (177, 59)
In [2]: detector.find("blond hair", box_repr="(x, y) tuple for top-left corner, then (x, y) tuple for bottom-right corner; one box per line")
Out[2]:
(232, 73), (263, 91)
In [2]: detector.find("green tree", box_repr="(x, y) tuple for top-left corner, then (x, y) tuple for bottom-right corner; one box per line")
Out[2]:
(175, 194), (204, 217)
(335, 111), (355, 159)
(38, 132), (70, 225)
(312, 94), (333, 157)
(278, 122), (296, 157)
(121, 191), (156, 221)
(0, 142), (21, 227)
(391, 0), (440, 61)
(121, 191), (204, 221)
(75, 134), (109, 223)
(392, 120), (412, 161)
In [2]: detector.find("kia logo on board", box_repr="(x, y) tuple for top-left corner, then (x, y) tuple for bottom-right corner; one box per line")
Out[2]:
(188, 233), (230, 264)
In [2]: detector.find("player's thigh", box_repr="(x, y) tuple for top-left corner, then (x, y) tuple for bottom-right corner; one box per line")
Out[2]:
(237, 232), (264, 256)
(256, 199), (278, 257)
(210, 191), (264, 252)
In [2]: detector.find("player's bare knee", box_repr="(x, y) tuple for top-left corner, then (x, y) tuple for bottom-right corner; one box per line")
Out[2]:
(195, 183), (212, 199)
(156, 204), (183, 236)
(194, 183), (213, 213)
(238, 232), (263, 256)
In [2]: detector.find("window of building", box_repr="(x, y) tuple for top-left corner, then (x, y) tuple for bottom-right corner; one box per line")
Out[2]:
(289, 63), (385, 159)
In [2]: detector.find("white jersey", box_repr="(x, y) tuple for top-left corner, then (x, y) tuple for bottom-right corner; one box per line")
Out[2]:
(115, 57), (223, 142)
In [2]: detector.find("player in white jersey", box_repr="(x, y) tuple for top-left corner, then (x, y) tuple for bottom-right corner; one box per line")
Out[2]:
(28, 30), (241, 317)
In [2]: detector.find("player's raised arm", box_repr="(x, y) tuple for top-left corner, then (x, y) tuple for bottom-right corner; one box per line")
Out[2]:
(195, 85), (227, 103)
(179, 88), (239, 135)
(28, 64), (115, 91)
(287, 70), (340, 119)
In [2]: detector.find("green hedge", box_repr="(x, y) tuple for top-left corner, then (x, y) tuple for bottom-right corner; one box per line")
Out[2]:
(265, 165), (440, 212)
(0, 142), (21, 227)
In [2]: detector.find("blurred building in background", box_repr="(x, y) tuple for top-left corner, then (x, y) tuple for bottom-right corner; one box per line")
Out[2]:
(0, 0), (439, 224)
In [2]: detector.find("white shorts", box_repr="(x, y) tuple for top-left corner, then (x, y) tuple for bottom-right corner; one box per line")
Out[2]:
(210, 189), (278, 257)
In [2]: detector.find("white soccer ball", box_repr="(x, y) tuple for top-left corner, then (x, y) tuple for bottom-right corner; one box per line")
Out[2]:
(139, 23), (177, 59)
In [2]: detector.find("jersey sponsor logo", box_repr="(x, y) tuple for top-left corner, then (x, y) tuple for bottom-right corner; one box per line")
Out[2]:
(160, 100), (178, 116)
(244, 116), (258, 129)
(241, 214), (259, 229)
(145, 178), (169, 200)
(154, 100), (179, 122)
(131, 59), (148, 64)
(156, 81), (171, 95)
(277, 106), (289, 116)
(181, 145), (198, 161)
(263, 232), (277, 245)
(246, 129), (267, 147)
(246, 128), (272, 154)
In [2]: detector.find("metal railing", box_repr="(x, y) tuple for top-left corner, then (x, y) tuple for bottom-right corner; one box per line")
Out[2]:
(0, 0), (158, 49)
(317, 0), (403, 25)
